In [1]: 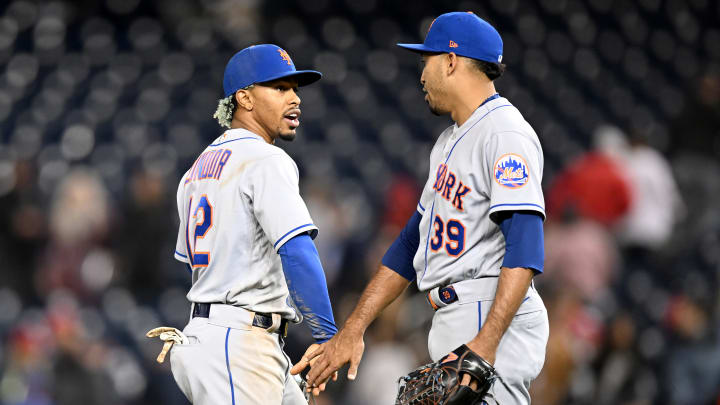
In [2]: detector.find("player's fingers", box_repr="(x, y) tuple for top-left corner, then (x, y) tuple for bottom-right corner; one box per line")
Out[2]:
(307, 353), (323, 367)
(347, 348), (364, 380)
(291, 344), (325, 375)
(290, 356), (313, 375)
(319, 381), (327, 392)
(332, 371), (338, 381)
(305, 359), (327, 386)
(459, 373), (479, 390)
(305, 345), (326, 362)
(289, 361), (307, 375)
(303, 343), (323, 361)
(347, 364), (359, 380)
(311, 365), (337, 388)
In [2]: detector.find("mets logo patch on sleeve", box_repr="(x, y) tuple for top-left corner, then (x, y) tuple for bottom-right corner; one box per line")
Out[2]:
(494, 153), (529, 188)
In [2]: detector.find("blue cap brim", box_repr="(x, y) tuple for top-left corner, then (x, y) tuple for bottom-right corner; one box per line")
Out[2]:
(396, 43), (442, 53)
(258, 70), (322, 87)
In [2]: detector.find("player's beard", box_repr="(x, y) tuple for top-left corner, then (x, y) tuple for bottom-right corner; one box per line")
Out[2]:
(278, 132), (296, 142)
(428, 102), (442, 116)
(424, 85), (449, 116)
(426, 95), (449, 116)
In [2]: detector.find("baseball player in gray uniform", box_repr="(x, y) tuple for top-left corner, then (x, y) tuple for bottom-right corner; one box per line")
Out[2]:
(148, 44), (338, 405)
(294, 12), (549, 404)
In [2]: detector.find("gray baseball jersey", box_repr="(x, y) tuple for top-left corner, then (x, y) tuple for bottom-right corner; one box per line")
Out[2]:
(413, 96), (545, 291)
(174, 128), (318, 321)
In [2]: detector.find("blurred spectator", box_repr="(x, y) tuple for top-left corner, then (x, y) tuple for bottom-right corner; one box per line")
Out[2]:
(543, 215), (620, 303)
(0, 159), (47, 301)
(531, 290), (603, 405)
(546, 126), (632, 227)
(593, 314), (642, 404)
(616, 129), (684, 251)
(664, 296), (720, 405)
(35, 169), (112, 301)
(669, 73), (720, 159)
(381, 174), (420, 231)
(303, 177), (351, 287)
(114, 170), (176, 300)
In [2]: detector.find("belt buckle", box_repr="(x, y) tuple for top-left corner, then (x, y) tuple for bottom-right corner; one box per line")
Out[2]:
(439, 286), (457, 305)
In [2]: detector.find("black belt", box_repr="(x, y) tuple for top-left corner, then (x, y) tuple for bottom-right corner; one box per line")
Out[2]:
(427, 278), (534, 311)
(192, 303), (288, 337)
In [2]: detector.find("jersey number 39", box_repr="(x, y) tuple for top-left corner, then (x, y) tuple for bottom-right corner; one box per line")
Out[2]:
(429, 214), (465, 256)
(185, 195), (213, 268)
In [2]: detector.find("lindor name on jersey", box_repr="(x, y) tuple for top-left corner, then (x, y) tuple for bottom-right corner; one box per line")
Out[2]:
(184, 149), (233, 185)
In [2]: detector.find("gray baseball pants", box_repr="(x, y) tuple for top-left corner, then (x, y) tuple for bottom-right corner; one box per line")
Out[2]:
(427, 278), (549, 405)
(169, 304), (306, 405)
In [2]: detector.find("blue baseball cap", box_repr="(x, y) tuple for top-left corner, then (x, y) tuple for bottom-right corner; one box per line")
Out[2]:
(222, 44), (322, 97)
(397, 12), (503, 64)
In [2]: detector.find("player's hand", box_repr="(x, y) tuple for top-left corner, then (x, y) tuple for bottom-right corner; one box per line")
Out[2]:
(460, 373), (479, 390)
(291, 343), (338, 397)
(461, 340), (495, 390)
(297, 327), (365, 388)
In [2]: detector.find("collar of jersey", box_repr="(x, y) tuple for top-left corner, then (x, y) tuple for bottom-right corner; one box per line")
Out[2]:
(210, 128), (264, 146)
(452, 94), (507, 134)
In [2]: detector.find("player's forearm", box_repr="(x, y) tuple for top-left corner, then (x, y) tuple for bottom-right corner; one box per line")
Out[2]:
(343, 265), (411, 334)
(468, 266), (533, 363)
(279, 234), (337, 342)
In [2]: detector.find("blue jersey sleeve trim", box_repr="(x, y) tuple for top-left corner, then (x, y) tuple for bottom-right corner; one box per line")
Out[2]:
(174, 250), (190, 266)
(279, 234), (337, 343)
(498, 212), (544, 273)
(273, 223), (316, 249)
(489, 202), (545, 211)
(418, 201), (425, 211)
(382, 211), (421, 281)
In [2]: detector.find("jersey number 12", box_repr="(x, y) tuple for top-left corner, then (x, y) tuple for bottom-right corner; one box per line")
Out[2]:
(186, 195), (213, 268)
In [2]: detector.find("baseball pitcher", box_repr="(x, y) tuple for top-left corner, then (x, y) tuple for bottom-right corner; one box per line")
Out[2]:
(148, 44), (337, 405)
(293, 12), (549, 405)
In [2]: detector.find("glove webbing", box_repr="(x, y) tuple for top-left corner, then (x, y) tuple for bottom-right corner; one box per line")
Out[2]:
(396, 362), (447, 404)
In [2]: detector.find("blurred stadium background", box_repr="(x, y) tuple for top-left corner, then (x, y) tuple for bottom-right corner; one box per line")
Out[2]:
(0, 0), (719, 404)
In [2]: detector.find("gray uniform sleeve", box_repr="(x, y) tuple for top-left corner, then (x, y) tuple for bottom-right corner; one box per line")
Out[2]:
(482, 131), (545, 221)
(245, 153), (318, 251)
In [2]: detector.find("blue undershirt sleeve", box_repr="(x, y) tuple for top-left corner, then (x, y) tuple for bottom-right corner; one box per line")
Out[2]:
(381, 211), (421, 281)
(278, 233), (338, 343)
(498, 211), (544, 274)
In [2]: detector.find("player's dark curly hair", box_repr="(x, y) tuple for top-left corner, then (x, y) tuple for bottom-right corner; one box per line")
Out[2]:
(468, 59), (506, 81)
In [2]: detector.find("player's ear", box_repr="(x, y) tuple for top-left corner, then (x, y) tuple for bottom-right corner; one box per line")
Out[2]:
(445, 52), (458, 76)
(235, 89), (254, 111)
